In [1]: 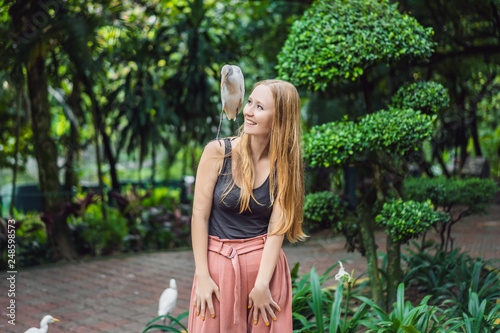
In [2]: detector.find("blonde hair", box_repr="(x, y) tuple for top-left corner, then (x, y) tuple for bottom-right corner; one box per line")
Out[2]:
(224, 79), (305, 242)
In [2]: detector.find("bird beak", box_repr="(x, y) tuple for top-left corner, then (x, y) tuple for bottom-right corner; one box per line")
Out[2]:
(221, 76), (226, 89)
(53, 318), (60, 322)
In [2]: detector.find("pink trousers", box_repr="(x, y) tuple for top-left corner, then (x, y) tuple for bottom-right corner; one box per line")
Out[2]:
(188, 234), (293, 333)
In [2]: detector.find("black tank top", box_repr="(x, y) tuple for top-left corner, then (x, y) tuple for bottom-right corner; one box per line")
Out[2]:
(208, 138), (273, 239)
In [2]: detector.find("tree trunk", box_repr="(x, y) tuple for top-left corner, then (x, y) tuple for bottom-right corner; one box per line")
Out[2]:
(64, 80), (83, 194)
(150, 143), (156, 185)
(386, 236), (401, 310)
(64, 122), (79, 196)
(98, 110), (120, 191)
(359, 209), (383, 307)
(469, 107), (483, 157)
(9, 86), (25, 216)
(27, 55), (77, 260)
(81, 76), (120, 192)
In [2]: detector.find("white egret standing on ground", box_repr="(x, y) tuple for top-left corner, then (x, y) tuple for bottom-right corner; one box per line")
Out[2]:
(216, 64), (245, 141)
(24, 315), (59, 333)
(158, 278), (178, 325)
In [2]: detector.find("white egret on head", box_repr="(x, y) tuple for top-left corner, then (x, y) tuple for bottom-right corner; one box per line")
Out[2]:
(158, 278), (178, 325)
(217, 64), (245, 140)
(24, 315), (59, 333)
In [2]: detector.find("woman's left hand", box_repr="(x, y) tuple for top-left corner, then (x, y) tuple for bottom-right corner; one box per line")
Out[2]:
(248, 281), (281, 326)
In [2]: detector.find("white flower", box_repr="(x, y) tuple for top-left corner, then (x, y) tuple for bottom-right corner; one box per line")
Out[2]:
(335, 261), (351, 282)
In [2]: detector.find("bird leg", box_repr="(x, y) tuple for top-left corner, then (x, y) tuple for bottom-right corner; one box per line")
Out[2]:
(236, 112), (240, 134)
(216, 109), (224, 145)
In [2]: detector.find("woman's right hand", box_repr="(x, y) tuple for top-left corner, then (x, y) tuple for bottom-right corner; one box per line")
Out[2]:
(194, 274), (220, 320)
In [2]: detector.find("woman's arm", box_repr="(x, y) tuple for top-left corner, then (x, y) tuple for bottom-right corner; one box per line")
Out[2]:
(191, 140), (224, 320)
(248, 201), (285, 326)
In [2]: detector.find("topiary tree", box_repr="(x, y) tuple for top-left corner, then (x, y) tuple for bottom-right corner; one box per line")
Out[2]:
(277, 0), (440, 308)
(277, 0), (435, 112)
(304, 108), (436, 307)
(375, 198), (450, 301)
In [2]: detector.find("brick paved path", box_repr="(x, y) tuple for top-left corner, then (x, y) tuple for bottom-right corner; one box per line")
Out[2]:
(1, 203), (499, 333)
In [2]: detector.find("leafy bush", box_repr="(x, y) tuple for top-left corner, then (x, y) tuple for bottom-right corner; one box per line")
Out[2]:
(70, 202), (129, 255)
(404, 177), (498, 211)
(1, 211), (52, 268)
(391, 81), (450, 115)
(108, 186), (191, 251)
(375, 199), (449, 243)
(141, 187), (181, 211)
(303, 191), (346, 232)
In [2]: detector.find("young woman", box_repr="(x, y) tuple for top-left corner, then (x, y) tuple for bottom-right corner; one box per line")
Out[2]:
(188, 79), (305, 332)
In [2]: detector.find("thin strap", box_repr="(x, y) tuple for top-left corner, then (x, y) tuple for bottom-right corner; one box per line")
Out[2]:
(224, 138), (232, 155)
(220, 138), (232, 174)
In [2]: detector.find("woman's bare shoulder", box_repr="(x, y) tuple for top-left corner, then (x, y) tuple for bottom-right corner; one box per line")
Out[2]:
(205, 137), (240, 155)
(204, 139), (226, 157)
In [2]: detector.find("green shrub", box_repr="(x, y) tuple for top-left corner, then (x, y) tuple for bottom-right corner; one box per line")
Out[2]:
(2, 210), (51, 267)
(303, 191), (346, 232)
(375, 199), (449, 243)
(404, 177), (498, 211)
(141, 187), (181, 211)
(70, 202), (129, 255)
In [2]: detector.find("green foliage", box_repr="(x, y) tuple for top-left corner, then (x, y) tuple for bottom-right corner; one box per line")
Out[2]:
(304, 109), (435, 168)
(143, 310), (188, 333)
(357, 283), (462, 333)
(71, 202), (129, 255)
(107, 186), (190, 251)
(2, 210), (51, 267)
(404, 177), (498, 212)
(12, 210), (47, 245)
(303, 191), (346, 232)
(141, 187), (181, 212)
(277, 0), (435, 90)
(291, 263), (369, 333)
(390, 81), (450, 115)
(292, 265), (336, 331)
(403, 247), (500, 312)
(404, 177), (498, 250)
(458, 290), (500, 333)
(375, 199), (449, 243)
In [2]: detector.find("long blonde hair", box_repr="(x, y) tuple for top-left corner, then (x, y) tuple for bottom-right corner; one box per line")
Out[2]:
(227, 79), (305, 242)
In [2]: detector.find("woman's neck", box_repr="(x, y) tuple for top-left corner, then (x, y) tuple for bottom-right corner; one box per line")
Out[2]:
(248, 135), (270, 162)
